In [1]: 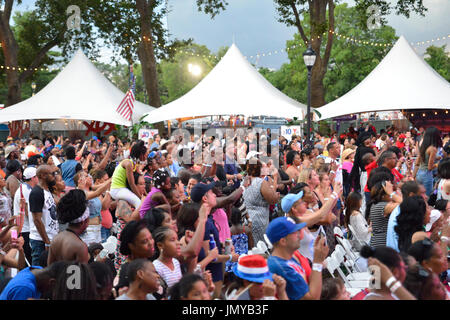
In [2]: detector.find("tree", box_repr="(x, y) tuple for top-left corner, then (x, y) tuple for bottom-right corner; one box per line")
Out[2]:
(0, 0), (99, 106)
(273, 0), (427, 108)
(159, 43), (221, 104)
(91, 0), (228, 133)
(424, 45), (450, 82)
(260, 4), (397, 107)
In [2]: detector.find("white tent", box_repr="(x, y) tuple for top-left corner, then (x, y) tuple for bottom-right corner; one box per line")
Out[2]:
(316, 36), (450, 120)
(0, 50), (154, 126)
(142, 44), (306, 123)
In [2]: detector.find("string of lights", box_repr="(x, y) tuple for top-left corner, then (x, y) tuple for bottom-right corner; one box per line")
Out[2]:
(0, 31), (448, 71)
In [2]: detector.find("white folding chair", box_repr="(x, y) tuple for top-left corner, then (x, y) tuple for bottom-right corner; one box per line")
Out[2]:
(334, 245), (371, 281)
(336, 236), (366, 272)
(325, 252), (370, 294)
(334, 226), (344, 238)
(348, 224), (369, 249)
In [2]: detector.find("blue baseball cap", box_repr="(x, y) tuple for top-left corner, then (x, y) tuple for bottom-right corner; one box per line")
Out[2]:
(190, 182), (216, 203)
(265, 217), (307, 244)
(281, 191), (304, 213)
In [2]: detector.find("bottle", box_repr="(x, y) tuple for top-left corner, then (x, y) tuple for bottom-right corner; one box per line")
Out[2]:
(209, 234), (217, 262)
(224, 238), (232, 255)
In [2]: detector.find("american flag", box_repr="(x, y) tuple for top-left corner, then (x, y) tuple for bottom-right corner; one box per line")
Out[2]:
(116, 89), (135, 121)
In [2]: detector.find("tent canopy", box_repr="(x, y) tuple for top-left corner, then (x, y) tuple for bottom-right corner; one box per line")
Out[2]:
(0, 50), (154, 126)
(316, 36), (450, 120)
(142, 44), (306, 124)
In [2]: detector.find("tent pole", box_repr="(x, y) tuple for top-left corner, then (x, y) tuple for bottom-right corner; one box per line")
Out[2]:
(39, 121), (43, 140)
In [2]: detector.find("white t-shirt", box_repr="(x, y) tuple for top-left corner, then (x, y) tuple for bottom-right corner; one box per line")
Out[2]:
(13, 183), (33, 233)
(325, 157), (343, 185)
(29, 186), (59, 242)
(153, 258), (182, 289)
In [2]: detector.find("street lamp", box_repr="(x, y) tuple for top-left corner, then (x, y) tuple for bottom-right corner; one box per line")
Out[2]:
(303, 45), (316, 146)
(31, 82), (36, 96)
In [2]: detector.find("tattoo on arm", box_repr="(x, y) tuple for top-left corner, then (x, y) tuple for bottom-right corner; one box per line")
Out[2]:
(117, 200), (133, 217)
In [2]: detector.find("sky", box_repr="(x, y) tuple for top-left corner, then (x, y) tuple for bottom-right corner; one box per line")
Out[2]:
(12, 0), (450, 69)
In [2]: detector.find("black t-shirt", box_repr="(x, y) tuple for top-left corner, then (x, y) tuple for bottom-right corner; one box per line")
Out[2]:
(201, 216), (223, 283)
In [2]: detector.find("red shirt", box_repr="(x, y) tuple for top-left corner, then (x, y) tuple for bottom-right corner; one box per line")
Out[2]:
(364, 161), (378, 192)
(293, 250), (312, 284)
(396, 141), (405, 149)
(391, 168), (403, 184)
(364, 163), (403, 192)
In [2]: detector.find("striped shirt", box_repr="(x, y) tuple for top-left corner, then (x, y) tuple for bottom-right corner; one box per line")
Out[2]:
(153, 258), (182, 289)
(369, 201), (389, 249)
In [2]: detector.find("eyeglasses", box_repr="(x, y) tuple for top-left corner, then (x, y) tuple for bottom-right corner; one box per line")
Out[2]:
(47, 171), (59, 177)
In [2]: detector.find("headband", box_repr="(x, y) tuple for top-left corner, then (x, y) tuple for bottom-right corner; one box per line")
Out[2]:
(70, 207), (90, 224)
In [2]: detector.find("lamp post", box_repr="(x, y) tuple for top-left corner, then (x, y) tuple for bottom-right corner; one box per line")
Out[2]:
(31, 82), (36, 96)
(303, 45), (316, 146)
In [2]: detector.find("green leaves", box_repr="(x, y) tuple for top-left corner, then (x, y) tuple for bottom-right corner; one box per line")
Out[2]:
(424, 45), (450, 81)
(259, 4), (398, 106)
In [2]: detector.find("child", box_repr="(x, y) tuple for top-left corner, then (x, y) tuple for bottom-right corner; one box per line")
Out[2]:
(152, 226), (182, 289)
(320, 278), (351, 300)
(225, 208), (253, 274)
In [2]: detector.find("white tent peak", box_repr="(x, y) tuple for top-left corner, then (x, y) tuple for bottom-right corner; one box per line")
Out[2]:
(0, 49), (154, 126)
(316, 35), (450, 120)
(142, 43), (306, 123)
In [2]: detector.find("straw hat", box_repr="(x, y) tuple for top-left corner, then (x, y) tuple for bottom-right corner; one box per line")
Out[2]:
(341, 148), (355, 163)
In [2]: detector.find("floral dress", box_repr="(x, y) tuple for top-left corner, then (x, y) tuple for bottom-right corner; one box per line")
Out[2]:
(243, 177), (270, 245)
(114, 218), (127, 272)
(225, 233), (248, 273)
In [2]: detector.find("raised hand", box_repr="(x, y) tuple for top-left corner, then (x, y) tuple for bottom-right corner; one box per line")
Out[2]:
(313, 235), (329, 264)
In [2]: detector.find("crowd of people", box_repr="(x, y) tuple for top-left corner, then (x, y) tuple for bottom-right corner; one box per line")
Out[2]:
(0, 122), (449, 300)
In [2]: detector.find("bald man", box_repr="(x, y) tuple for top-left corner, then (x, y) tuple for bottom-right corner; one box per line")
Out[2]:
(29, 165), (59, 266)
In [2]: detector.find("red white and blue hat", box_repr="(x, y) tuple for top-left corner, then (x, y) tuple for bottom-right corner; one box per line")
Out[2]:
(232, 255), (273, 283)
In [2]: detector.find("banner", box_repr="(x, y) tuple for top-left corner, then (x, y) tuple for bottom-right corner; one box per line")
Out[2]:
(280, 126), (301, 142)
(138, 128), (159, 143)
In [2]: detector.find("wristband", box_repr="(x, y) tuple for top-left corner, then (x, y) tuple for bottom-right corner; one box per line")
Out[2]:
(389, 281), (402, 293)
(228, 254), (233, 262)
(312, 263), (323, 272)
(385, 276), (397, 289)
(324, 198), (330, 201)
(389, 192), (396, 199)
(330, 170), (335, 175)
(262, 296), (276, 300)
(440, 236), (449, 243)
(45, 243), (51, 247)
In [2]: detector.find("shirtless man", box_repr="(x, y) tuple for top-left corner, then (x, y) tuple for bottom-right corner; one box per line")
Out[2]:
(47, 189), (90, 265)
(285, 150), (301, 182)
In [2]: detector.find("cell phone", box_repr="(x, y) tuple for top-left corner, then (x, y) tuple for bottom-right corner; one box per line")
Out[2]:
(319, 227), (326, 238)
(11, 230), (17, 240)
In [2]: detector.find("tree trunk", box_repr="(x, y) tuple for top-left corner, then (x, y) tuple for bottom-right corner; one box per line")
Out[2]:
(0, 5), (21, 107)
(135, 0), (164, 134)
(291, 0), (334, 108)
